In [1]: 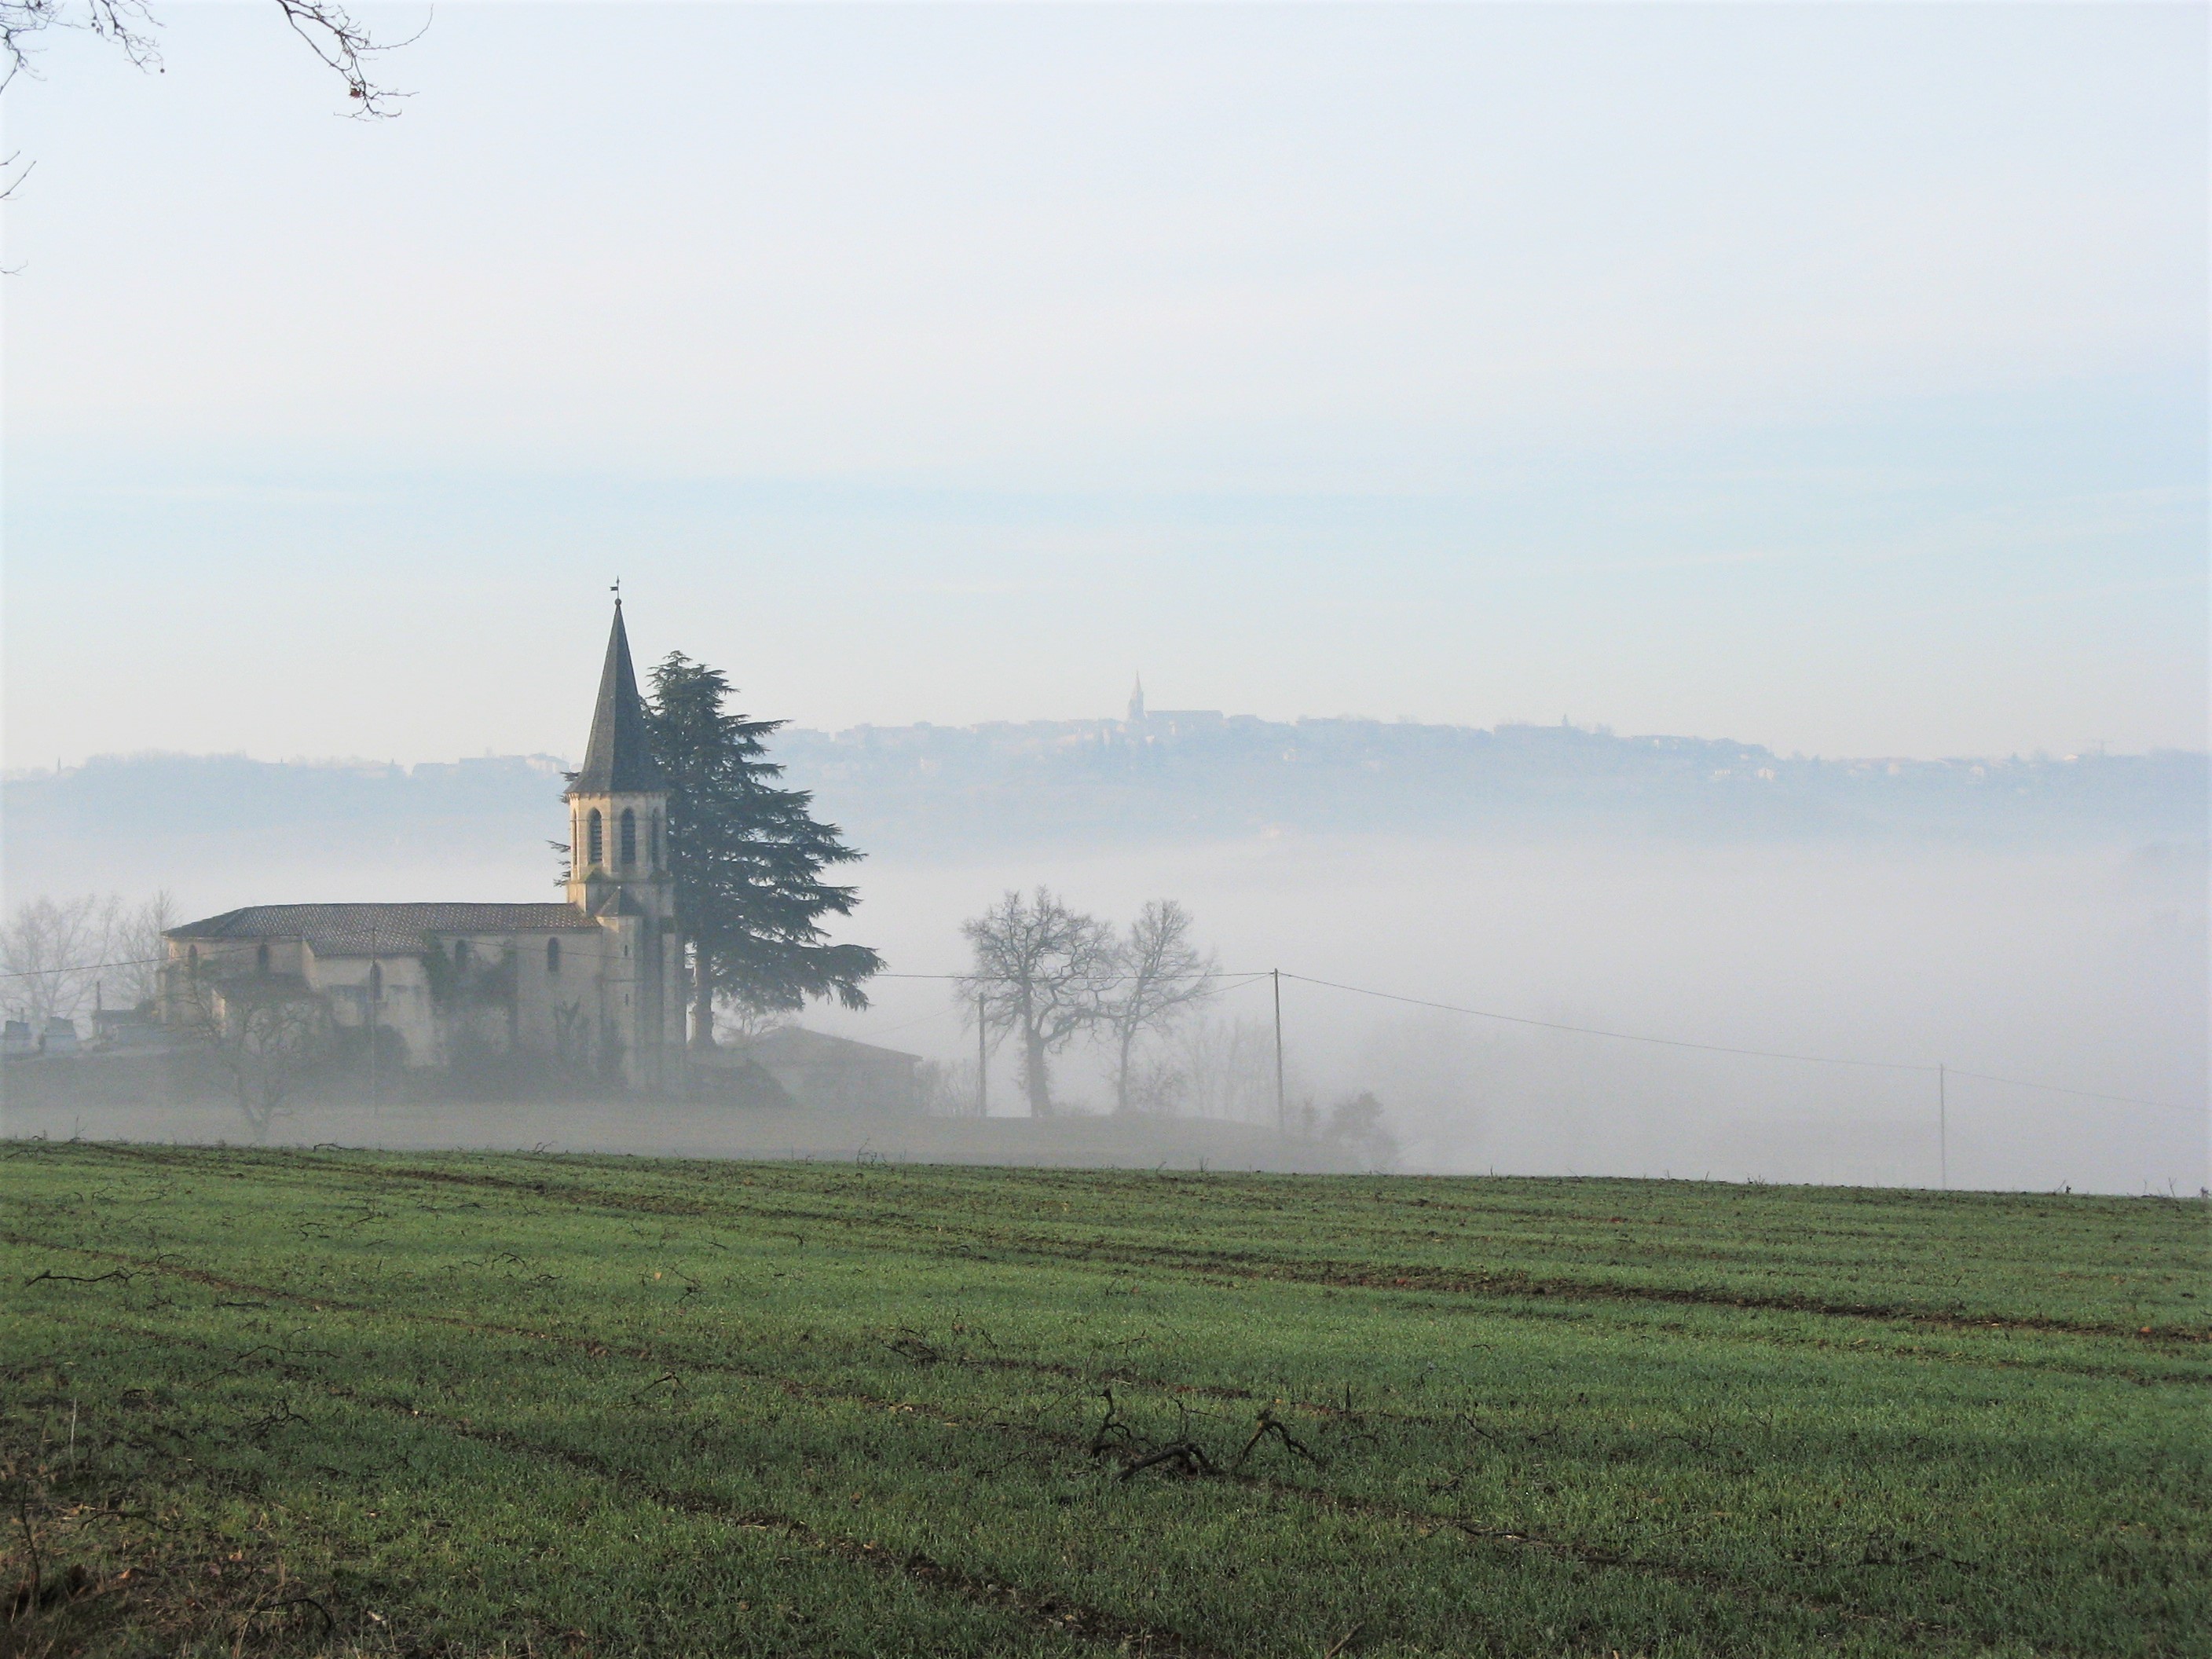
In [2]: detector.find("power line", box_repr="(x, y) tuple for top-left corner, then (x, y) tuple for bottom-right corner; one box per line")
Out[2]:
(877, 966), (2199, 1117)
(1943, 1069), (2202, 1118)
(0, 955), (163, 980)
(1279, 973), (2199, 1116)
(1278, 972), (1931, 1071)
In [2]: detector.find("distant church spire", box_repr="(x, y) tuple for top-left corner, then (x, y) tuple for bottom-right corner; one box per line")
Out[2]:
(569, 599), (667, 795)
(1127, 673), (1145, 727)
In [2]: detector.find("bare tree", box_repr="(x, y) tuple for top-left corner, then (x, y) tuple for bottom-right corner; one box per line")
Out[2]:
(108, 889), (174, 1011)
(1101, 899), (1218, 1114)
(1176, 1015), (1280, 1125)
(914, 1055), (980, 1118)
(1, 893), (122, 1026)
(1323, 1091), (1401, 1171)
(0, 0), (417, 118)
(957, 888), (1117, 1118)
(172, 960), (332, 1141)
(2, 890), (177, 1032)
(712, 994), (791, 1049)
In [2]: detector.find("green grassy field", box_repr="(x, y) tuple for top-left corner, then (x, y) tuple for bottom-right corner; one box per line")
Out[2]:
(2, 1141), (2205, 1657)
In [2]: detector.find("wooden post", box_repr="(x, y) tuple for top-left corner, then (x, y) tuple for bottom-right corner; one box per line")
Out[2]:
(1273, 969), (1286, 1134)
(1939, 1064), (1948, 1191)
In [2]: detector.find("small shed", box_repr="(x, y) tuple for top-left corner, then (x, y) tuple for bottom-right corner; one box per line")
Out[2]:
(93, 1007), (167, 1050)
(731, 1027), (922, 1113)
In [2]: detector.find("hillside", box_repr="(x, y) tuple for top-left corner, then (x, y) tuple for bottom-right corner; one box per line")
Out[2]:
(4, 723), (2203, 898)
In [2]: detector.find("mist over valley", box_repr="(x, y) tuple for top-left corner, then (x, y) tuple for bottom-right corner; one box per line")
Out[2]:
(6, 713), (2201, 1194)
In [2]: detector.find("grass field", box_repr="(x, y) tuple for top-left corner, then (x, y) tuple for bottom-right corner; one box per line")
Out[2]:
(2, 1141), (2205, 1657)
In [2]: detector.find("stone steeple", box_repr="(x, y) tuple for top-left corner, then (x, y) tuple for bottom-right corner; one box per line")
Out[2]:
(563, 601), (674, 923)
(571, 599), (668, 794)
(560, 597), (679, 1090)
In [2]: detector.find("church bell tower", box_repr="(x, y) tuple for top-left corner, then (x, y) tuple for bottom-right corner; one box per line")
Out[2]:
(567, 599), (674, 920)
(566, 599), (679, 1086)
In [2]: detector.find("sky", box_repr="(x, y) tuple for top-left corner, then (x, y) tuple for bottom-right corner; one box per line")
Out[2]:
(4, 2), (2205, 767)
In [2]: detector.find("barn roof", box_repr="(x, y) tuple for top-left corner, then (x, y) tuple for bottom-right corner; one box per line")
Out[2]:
(737, 1026), (922, 1067)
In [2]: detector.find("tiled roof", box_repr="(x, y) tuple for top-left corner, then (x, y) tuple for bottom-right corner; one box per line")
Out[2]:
(167, 903), (598, 957)
(569, 602), (668, 795)
(737, 1026), (921, 1065)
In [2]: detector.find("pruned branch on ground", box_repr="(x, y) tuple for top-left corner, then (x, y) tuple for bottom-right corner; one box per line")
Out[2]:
(1086, 1389), (1234, 1481)
(1236, 1408), (1320, 1470)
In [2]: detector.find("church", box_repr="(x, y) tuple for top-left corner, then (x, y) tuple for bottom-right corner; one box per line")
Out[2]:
(159, 602), (687, 1090)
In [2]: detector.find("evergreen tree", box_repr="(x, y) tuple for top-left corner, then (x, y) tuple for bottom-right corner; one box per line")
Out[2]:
(643, 653), (881, 1043)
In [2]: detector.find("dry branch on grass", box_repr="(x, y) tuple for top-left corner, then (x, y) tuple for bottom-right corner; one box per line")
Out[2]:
(1089, 1389), (1236, 1481)
(1235, 1408), (1320, 1470)
(1117, 1441), (1221, 1481)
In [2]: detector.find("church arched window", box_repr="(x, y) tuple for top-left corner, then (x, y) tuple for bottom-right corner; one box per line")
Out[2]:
(453, 939), (470, 968)
(546, 938), (562, 975)
(649, 813), (661, 869)
(368, 961), (383, 1000)
(621, 808), (637, 867)
(256, 941), (270, 974)
(587, 809), (603, 866)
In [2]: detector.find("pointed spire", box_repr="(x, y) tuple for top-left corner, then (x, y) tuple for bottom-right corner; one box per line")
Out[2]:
(1127, 673), (1146, 726)
(569, 599), (668, 795)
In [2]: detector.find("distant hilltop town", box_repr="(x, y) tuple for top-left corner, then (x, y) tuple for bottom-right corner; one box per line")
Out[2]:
(762, 691), (2206, 851)
(8, 701), (2204, 867)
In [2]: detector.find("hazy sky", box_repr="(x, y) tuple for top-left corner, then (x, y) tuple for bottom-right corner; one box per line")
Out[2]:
(5, 2), (2204, 767)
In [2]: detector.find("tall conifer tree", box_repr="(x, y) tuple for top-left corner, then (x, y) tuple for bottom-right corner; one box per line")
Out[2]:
(643, 653), (881, 1044)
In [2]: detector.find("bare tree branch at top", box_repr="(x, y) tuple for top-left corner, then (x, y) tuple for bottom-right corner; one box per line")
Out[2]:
(0, 0), (420, 118)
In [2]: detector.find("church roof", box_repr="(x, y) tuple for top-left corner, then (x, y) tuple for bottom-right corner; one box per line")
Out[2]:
(169, 903), (598, 958)
(569, 601), (667, 796)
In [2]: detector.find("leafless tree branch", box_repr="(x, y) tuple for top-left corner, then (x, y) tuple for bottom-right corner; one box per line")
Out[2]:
(0, 0), (422, 119)
(273, 0), (425, 119)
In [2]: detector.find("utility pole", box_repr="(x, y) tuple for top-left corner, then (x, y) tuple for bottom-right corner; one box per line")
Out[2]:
(368, 912), (380, 1115)
(1938, 1064), (1948, 1192)
(1273, 969), (1286, 1135)
(976, 991), (988, 1118)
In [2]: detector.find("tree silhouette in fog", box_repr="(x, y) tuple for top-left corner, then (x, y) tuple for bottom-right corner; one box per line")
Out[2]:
(958, 888), (1118, 1118)
(1101, 899), (1218, 1115)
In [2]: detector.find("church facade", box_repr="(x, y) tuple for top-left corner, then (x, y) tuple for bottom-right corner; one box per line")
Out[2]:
(160, 603), (687, 1090)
